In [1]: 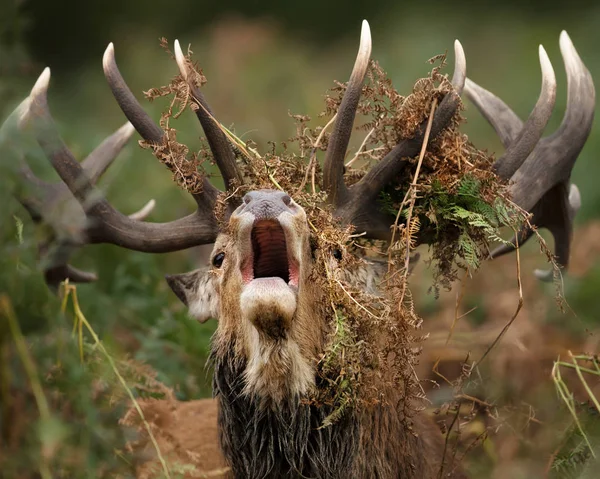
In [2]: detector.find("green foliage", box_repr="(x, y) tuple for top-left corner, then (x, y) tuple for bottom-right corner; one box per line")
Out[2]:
(317, 309), (357, 427)
(417, 175), (521, 286)
(0, 190), (214, 476)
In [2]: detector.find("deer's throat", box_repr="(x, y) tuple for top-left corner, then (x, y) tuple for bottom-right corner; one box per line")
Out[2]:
(241, 219), (300, 288)
(214, 350), (360, 478)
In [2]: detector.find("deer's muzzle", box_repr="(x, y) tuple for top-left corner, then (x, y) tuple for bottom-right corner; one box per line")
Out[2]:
(232, 189), (307, 338)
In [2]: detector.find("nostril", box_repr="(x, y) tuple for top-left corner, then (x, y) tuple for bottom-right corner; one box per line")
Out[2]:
(243, 194), (252, 204)
(282, 194), (291, 206)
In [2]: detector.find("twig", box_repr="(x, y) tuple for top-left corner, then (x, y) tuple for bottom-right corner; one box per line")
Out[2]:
(456, 394), (493, 409)
(472, 230), (523, 369)
(395, 97), (438, 305)
(345, 127), (375, 168)
(447, 268), (469, 346)
(334, 279), (383, 320)
(438, 404), (461, 479)
(189, 90), (262, 162)
(297, 114), (337, 195)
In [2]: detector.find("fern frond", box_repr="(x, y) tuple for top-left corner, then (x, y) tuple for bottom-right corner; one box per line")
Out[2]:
(458, 233), (480, 269)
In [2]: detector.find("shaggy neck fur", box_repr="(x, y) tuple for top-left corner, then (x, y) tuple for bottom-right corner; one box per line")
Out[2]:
(212, 344), (450, 479)
(213, 348), (359, 478)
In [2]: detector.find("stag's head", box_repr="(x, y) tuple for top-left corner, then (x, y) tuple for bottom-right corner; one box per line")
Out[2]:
(166, 189), (329, 401)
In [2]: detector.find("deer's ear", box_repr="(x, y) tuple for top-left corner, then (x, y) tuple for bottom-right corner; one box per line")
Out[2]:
(165, 269), (220, 323)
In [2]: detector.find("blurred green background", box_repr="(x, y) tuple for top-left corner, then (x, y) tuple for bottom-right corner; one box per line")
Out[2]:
(1, 0), (600, 476)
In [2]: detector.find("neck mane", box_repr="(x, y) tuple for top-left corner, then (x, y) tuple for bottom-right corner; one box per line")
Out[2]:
(213, 346), (442, 478)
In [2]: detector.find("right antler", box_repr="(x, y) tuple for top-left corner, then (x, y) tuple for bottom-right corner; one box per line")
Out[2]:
(323, 21), (468, 240)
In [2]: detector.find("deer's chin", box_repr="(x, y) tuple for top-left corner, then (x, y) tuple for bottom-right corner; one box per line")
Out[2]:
(240, 277), (297, 339)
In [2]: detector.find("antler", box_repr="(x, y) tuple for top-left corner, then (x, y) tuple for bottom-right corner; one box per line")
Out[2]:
(172, 40), (244, 193)
(465, 31), (594, 278)
(10, 41), (245, 286)
(4, 78), (155, 288)
(324, 21), (468, 240)
(324, 24), (592, 279)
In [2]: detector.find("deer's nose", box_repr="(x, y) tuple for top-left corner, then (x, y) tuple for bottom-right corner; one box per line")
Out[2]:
(241, 190), (294, 219)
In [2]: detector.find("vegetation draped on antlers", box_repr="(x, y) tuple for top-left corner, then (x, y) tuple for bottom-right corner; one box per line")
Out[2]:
(7, 21), (594, 288)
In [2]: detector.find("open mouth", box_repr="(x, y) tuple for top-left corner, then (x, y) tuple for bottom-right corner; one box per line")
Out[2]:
(242, 219), (299, 287)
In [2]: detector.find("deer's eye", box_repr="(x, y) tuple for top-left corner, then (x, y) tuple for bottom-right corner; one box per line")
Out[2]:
(213, 252), (225, 268)
(333, 249), (343, 261)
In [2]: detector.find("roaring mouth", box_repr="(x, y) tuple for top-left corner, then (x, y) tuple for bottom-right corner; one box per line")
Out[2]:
(242, 219), (299, 289)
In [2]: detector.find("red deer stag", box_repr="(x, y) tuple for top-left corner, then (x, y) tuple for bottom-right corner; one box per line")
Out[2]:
(5, 20), (594, 479)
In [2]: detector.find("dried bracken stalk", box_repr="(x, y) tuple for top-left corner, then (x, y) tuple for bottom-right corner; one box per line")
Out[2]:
(140, 38), (208, 194)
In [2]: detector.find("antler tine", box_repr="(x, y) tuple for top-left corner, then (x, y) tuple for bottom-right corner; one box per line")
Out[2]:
(464, 45), (556, 153)
(553, 31), (595, 149)
(464, 78), (523, 148)
(102, 43), (164, 143)
(533, 184), (581, 282)
(103, 43), (220, 213)
(173, 40), (244, 192)
(493, 46), (557, 180)
(27, 68), (97, 207)
(28, 69), (138, 213)
(4, 96), (57, 218)
(451, 40), (467, 94)
(82, 122), (135, 184)
(128, 199), (156, 221)
(323, 20), (372, 207)
(45, 264), (98, 289)
(509, 31), (594, 212)
(490, 184), (581, 266)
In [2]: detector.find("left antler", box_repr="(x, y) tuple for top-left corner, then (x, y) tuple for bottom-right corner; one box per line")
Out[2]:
(6, 81), (155, 288)
(6, 38), (246, 287)
(465, 31), (594, 278)
(325, 23), (593, 279)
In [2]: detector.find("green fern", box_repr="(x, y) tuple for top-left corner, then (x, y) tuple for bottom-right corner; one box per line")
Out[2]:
(458, 233), (480, 269)
(456, 175), (480, 197)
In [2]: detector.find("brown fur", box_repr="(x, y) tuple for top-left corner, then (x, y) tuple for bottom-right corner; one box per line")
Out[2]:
(214, 343), (465, 478)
